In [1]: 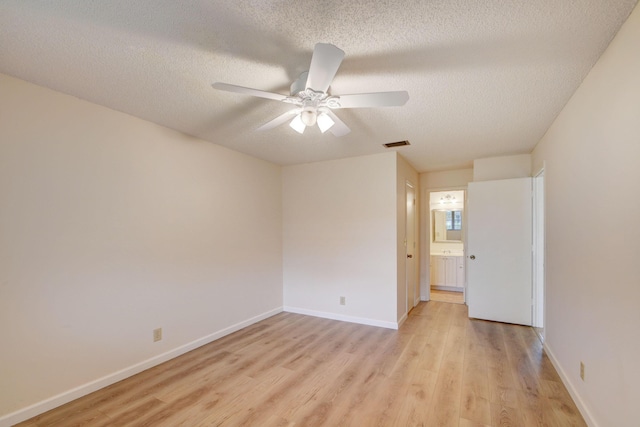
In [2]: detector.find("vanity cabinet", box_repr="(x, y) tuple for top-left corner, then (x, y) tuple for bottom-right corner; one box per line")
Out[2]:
(455, 256), (465, 287)
(431, 255), (465, 289)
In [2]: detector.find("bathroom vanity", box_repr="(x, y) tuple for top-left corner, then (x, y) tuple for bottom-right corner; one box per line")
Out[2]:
(430, 254), (465, 290)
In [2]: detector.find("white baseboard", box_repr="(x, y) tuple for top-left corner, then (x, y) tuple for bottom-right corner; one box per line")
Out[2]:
(283, 306), (399, 330)
(0, 307), (283, 427)
(544, 342), (599, 427)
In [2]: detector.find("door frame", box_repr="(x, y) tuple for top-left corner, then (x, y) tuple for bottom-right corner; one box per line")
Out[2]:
(423, 186), (467, 302)
(405, 181), (417, 314)
(532, 167), (546, 341)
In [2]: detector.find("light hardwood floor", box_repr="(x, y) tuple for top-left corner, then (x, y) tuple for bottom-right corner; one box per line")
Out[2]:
(16, 302), (586, 427)
(430, 289), (464, 304)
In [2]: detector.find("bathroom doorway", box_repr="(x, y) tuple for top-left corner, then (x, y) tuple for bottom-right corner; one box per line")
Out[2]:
(429, 190), (465, 304)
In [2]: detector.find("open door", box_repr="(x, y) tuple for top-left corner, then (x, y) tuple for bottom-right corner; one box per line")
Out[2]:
(406, 182), (416, 314)
(467, 178), (532, 325)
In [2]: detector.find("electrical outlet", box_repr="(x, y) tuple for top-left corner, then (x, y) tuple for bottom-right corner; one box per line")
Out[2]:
(340, 296), (346, 305)
(153, 328), (162, 342)
(580, 361), (585, 381)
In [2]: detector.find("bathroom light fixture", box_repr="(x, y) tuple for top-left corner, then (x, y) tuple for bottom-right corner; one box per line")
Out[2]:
(439, 194), (456, 204)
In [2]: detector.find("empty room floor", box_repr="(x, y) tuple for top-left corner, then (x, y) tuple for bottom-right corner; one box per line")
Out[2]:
(16, 302), (586, 427)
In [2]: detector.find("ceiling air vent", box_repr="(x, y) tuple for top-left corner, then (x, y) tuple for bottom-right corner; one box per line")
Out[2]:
(383, 140), (410, 148)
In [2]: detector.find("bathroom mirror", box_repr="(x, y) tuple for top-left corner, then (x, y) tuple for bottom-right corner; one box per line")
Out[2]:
(432, 209), (463, 242)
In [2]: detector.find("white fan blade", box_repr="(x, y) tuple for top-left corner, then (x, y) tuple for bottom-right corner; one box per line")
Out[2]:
(212, 82), (287, 102)
(324, 110), (351, 137)
(305, 43), (345, 93)
(334, 91), (409, 109)
(256, 109), (300, 131)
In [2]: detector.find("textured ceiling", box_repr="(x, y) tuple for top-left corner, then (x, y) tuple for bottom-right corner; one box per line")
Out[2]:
(1, 1), (637, 172)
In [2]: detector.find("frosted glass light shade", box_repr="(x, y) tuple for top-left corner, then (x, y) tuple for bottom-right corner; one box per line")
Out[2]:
(289, 114), (306, 133)
(317, 113), (335, 133)
(301, 109), (317, 126)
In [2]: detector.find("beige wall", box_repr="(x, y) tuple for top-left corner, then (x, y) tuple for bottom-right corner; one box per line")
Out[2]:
(532, 4), (640, 426)
(473, 154), (531, 181)
(420, 168), (474, 189)
(282, 152), (398, 327)
(0, 74), (283, 422)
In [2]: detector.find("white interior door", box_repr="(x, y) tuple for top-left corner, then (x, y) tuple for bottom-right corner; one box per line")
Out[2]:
(467, 178), (532, 325)
(406, 182), (416, 313)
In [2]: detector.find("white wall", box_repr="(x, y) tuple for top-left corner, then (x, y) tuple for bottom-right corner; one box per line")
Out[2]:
(0, 74), (283, 423)
(283, 152), (398, 328)
(396, 155), (419, 321)
(532, 4), (640, 426)
(419, 169), (473, 299)
(473, 154), (531, 181)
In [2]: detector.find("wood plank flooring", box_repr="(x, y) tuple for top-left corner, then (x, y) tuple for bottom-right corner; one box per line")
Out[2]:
(16, 302), (586, 427)
(430, 289), (464, 304)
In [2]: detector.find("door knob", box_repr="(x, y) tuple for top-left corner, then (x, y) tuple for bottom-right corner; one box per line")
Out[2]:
(407, 254), (413, 258)
(470, 255), (476, 260)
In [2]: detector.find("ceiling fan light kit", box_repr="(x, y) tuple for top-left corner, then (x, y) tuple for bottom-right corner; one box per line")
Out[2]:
(213, 43), (409, 137)
(289, 114), (306, 134)
(316, 112), (335, 133)
(300, 107), (317, 127)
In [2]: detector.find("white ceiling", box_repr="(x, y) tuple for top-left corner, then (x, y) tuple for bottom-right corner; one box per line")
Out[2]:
(1, 1), (637, 172)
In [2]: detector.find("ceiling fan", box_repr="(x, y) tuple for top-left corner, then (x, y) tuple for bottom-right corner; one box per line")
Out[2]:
(212, 43), (409, 137)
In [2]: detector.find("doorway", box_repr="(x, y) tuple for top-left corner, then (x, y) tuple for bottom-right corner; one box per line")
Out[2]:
(428, 190), (465, 304)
